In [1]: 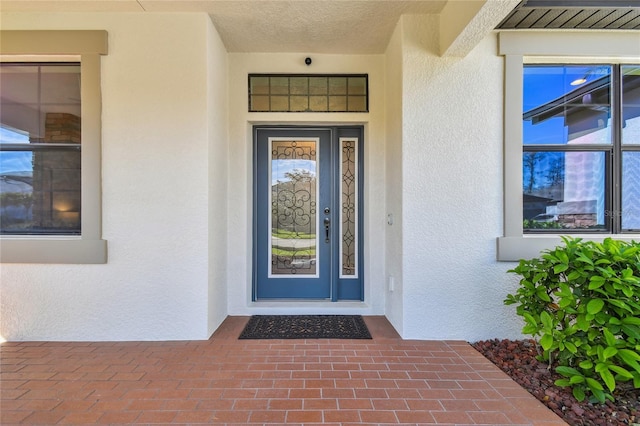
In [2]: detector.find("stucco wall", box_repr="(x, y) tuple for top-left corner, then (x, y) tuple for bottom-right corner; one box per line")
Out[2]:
(384, 20), (405, 335)
(206, 16), (230, 337)
(1, 10), (530, 342)
(0, 13), (228, 340)
(400, 15), (522, 340)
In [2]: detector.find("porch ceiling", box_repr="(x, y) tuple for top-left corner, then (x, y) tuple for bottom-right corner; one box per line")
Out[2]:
(0, 0), (516, 55)
(497, 0), (640, 30)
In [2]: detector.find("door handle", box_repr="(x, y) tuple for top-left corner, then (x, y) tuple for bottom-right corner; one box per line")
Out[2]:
(324, 217), (330, 243)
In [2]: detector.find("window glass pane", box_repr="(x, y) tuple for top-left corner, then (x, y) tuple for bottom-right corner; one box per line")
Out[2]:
(1, 65), (40, 138)
(622, 152), (640, 230)
(251, 95), (270, 111)
(0, 127), (29, 144)
(290, 77), (308, 95)
(523, 151), (606, 231)
(290, 96), (308, 112)
(248, 74), (368, 112)
(341, 139), (357, 277)
(622, 65), (640, 145)
(329, 77), (346, 95)
(348, 77), (367, 95)
(270, 96), (289, 111)
(270, 140), (318, 276)
(328, 96), (347, 112)
(1, 148), (81, 234)
(1, 63), (81, 236)
(523, 65), (611, 145)
(250, 76), (270, 95)
(309, 77), (327, 95)
(348, 96), (367, 112)
(309, 96), (327, 112)
(270, 77), (289, 95)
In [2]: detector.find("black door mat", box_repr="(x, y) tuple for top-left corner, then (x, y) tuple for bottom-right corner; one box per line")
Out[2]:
(238, 315), (372, 339)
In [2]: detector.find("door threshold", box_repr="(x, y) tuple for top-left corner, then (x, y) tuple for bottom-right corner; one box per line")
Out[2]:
(248, 300), (369, 313)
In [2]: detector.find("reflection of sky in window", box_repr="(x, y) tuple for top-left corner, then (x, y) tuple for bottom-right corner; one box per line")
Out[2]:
(523, 65), (611, 145)
(0, 127), (32, 174)
(271, 159), (316, 185)
(522, 151), (564, 193)
(622, 66), (640, 144)
(0, 152), (32, 174)
(0, 127), (29, 143)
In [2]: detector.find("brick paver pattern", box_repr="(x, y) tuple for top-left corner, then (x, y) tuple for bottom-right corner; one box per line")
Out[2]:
(0, 316), (567, 425)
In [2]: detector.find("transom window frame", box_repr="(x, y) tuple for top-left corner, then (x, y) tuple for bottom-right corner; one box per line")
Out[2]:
(248, 74), (369, 113)
(0, 30), (108, 264)
(497, 31), (640, 262)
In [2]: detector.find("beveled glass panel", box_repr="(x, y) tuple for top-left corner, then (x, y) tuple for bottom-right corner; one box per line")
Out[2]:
(270, 140), (318, 275)
(341, 139), (357, 276)
(348, 96), (367, 112)
(348, 77), (367, 95)
(248, 74), (368, 112)
(250, 76), (270, 95)
(523, 65), (611, 145)
(309, 77), (328, 95)
(622, 151), (640, 230)
(290, 77), (308, 95)
(523, 151), (606, 231)
(251, 95), (270, 111)
(622, 65), (640, 145)
(329, 96), (347, 112)
(290, 96), (308, 112)
(309, 96), (327, 112)
(271, 77), (289, 95)
(270, 96), (289, 112)
(329, 77), (347, 95)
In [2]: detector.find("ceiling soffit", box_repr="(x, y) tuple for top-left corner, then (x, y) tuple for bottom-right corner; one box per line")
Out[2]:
(497, 0), (640, 30)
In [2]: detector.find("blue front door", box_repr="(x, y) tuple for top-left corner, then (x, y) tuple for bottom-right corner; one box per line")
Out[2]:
(253, 126), (363, 301)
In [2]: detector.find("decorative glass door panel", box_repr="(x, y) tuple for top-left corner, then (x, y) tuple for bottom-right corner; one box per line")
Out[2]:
(270, 139), (319, 276)
(254, 127), (363, 301)
(340, 138), (357, 277)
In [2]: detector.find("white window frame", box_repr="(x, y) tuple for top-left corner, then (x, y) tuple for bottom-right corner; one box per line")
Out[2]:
(0, 31), (108, 263)
(497, 31), (640, 262)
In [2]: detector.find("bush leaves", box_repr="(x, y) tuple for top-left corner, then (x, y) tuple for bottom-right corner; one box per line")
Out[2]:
(505, 237), (640, 403)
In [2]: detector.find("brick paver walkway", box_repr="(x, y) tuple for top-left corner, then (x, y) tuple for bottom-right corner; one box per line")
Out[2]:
(0, 316), (567, 425)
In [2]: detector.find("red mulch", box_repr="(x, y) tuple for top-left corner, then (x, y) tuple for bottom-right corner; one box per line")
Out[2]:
(472, 339), (639, 426)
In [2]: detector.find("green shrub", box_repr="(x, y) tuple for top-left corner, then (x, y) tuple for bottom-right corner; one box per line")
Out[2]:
(505, 236), (640, 403)
(523, 219), (563, 230)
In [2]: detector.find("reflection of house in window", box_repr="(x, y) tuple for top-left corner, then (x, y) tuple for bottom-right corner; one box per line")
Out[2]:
(523, 69), (640, 230)
(32, 113), (81, 232)
(0, 63), (81, 234)
(523, 75), (611, 142)
(523, 193), (555, 220)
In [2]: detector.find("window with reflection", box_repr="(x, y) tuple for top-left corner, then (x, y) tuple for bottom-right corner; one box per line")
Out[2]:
(522, 64), (640, 233)
(0, 63), (81, 235)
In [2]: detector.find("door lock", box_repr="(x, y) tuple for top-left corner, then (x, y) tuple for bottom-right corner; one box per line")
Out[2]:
(324, 217), (331, 243)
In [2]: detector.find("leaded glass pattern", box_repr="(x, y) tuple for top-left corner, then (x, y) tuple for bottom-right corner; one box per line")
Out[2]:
(340, 138), (357, 277)
(269, 139), (318, 276)
(249, 75), (368, 113)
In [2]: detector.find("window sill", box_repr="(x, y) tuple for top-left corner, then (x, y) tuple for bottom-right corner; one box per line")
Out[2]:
(0, 238), (107, 264)
(497, 235), (640, 262)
